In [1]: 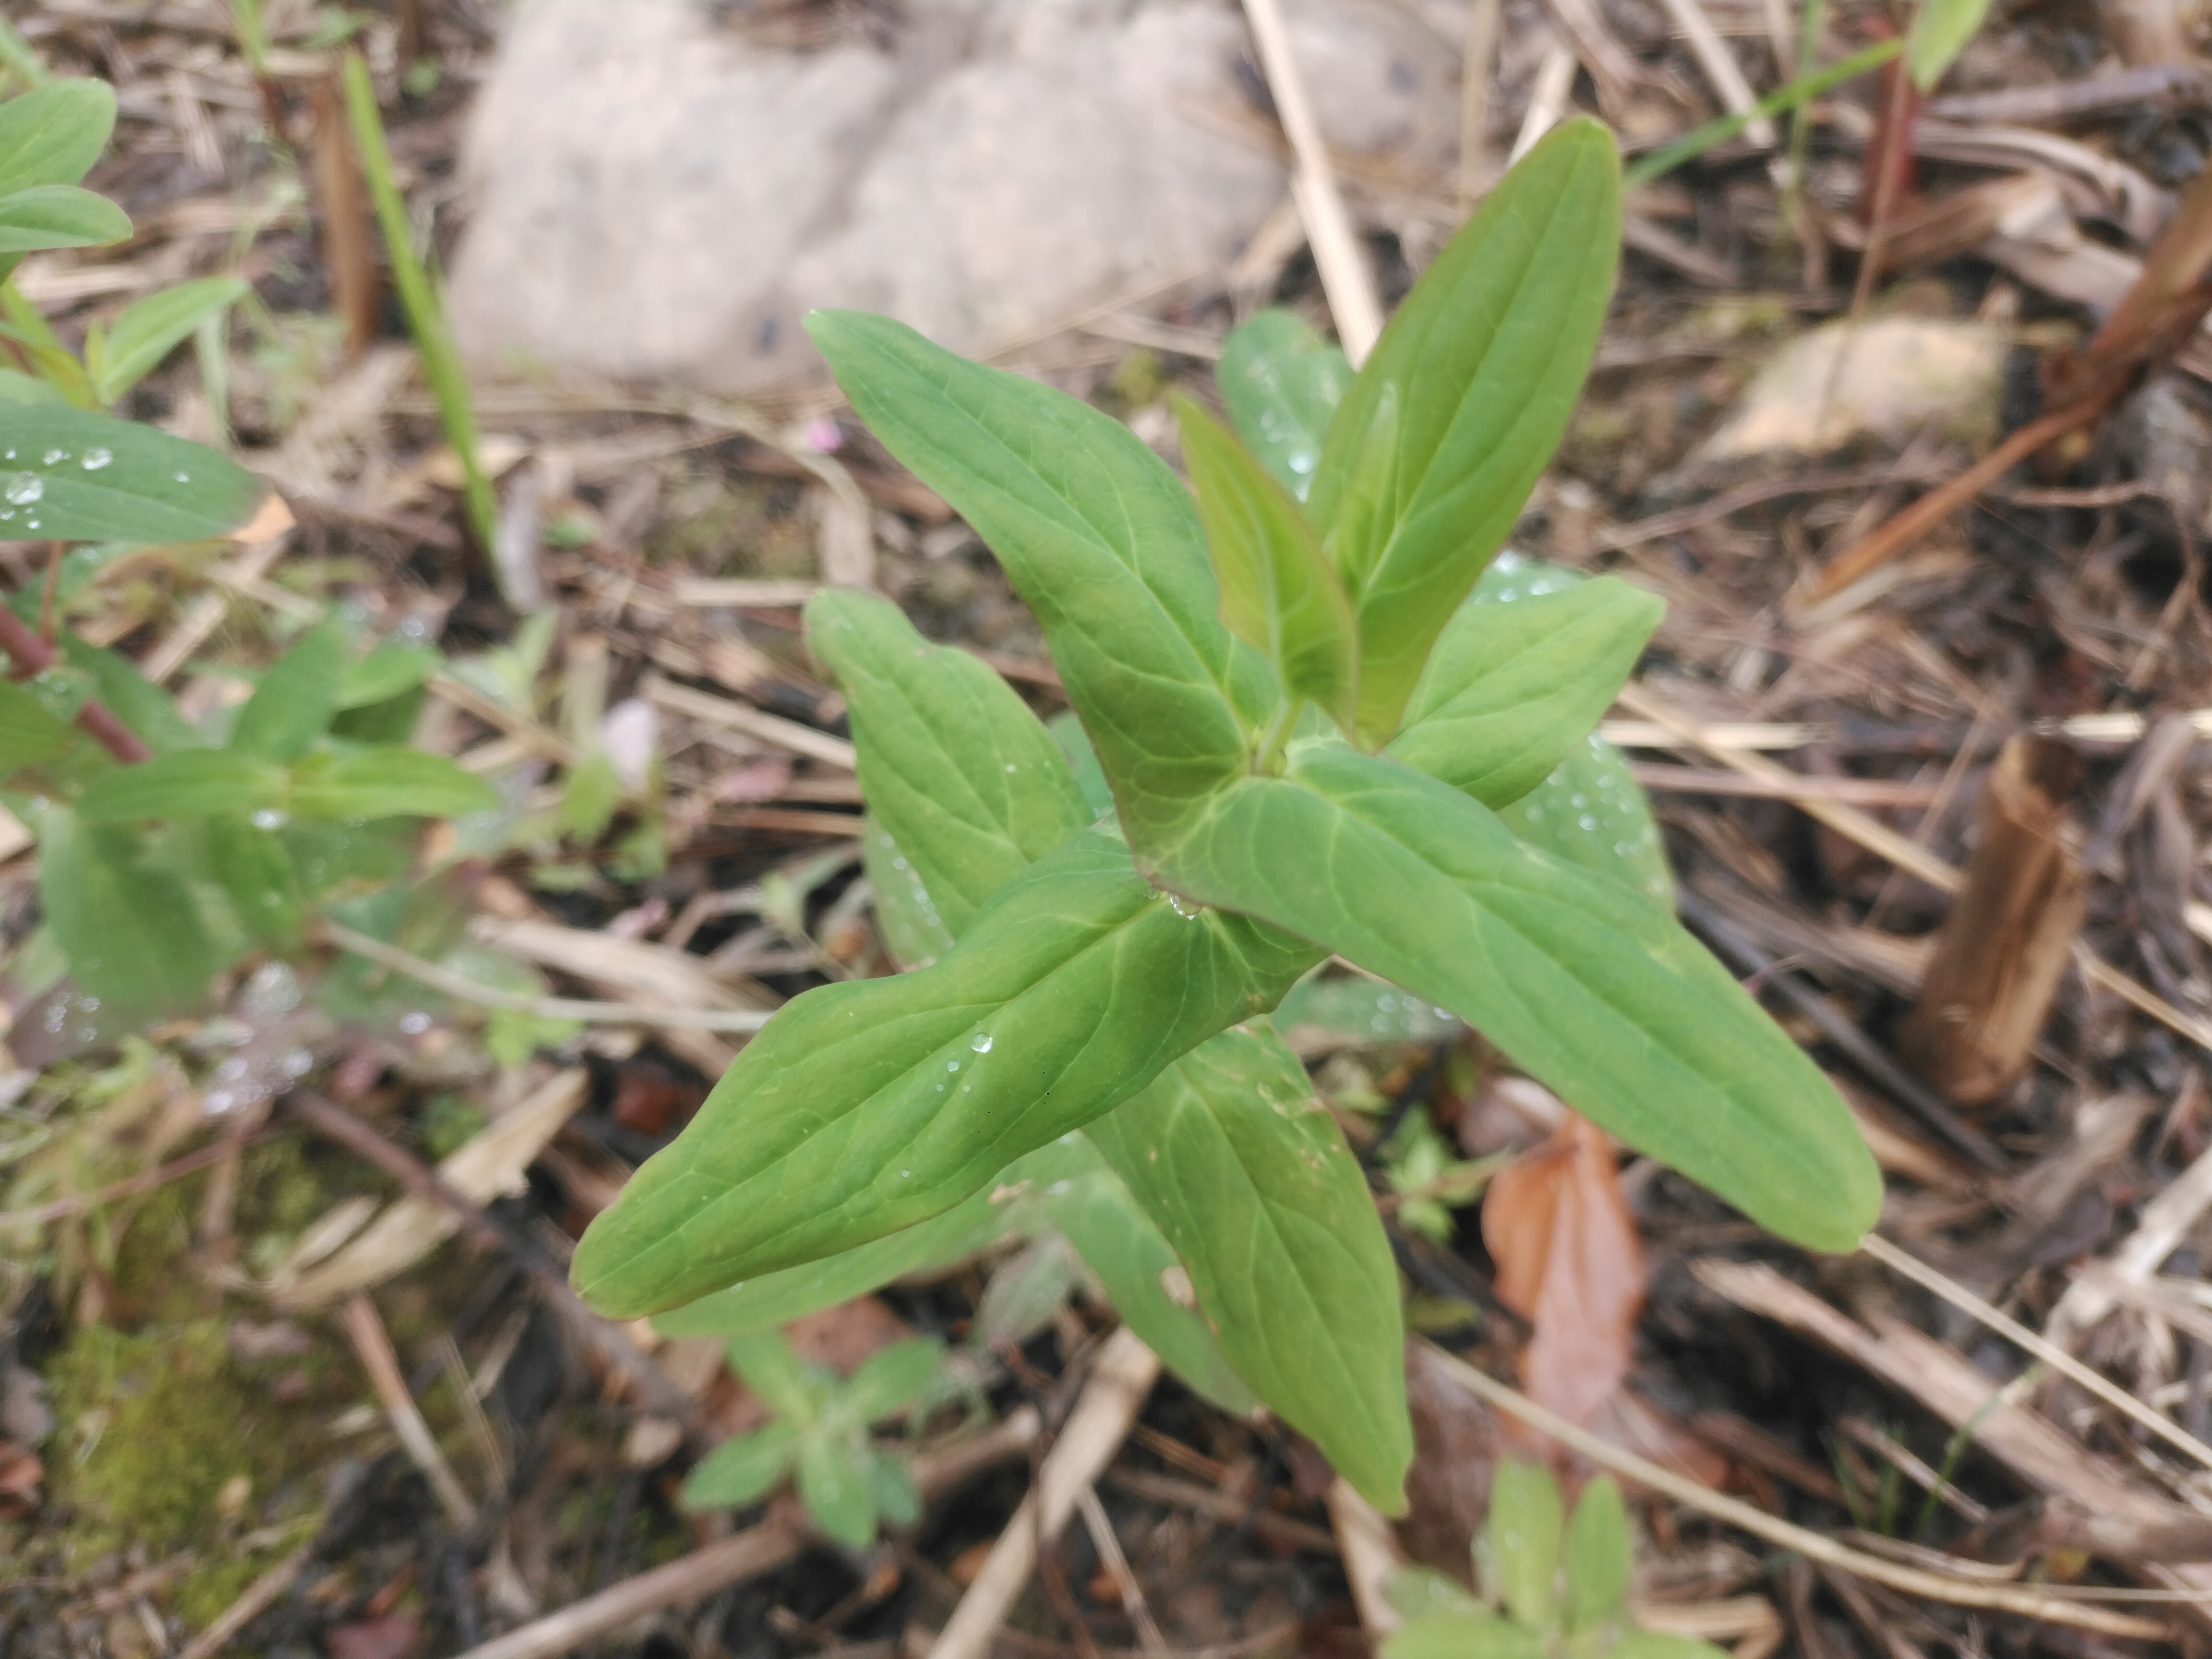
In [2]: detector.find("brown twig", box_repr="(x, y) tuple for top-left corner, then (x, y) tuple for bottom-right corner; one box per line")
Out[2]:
(286, 1092), (707, 1431)
(337, 1291), (481, 1527)
(0, 601), (148, 762)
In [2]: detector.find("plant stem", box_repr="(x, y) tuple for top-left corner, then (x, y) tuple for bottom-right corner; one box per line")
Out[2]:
(1253, 699), (1303, 775)
(0, 601), (149, 763)
(339, 52), (505, 596)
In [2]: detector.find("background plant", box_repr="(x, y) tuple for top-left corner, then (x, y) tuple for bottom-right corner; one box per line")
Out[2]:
(574, 120), (1881, 1513)
(0, 78), (497, 1027)
(1382, 1461), (1723, 1659)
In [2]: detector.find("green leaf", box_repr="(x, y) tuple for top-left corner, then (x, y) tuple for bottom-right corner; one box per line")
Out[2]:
(1610, 1635), (1731, 1659)
(1498, 732), (1671, 905)
(1143, 744), (1881, 1252)
(570, 825), (1316, 1319)
(652, 1138), (1091, 1339)
(287, 748), (500, 820)
(1563, 1475), (1632, 1633)
(0, 677), (75, 773)
(807, 309), (1269, 842)
(0, 182), (128, 252)
(1906, 0), (1992, 89)
(842, 1336), (944, 1424)
(1041, 1159), (1262, 1416)
(0, 81), (116, 195)
(206, 812), (304, 949)
(1271, 971), (1460, 1047)
(1087, 1024), (1409, 1509)
(797, 1434), (878, 1547)
(0, 367), (63, 406)
(1389, 559), (1661, 807)
(724, 1330), (818, 1423)
(865, 1446), (920, 1527)
(1382, 1568), (1490, 1623)
(34, 805), (220, 1011)
(0, 406), (264, 543)
(89, 276), (248, 405)
(863, 817), (955, 970)
(1216, 308), (1352, 501)
(1483, 1461), (1563, 1628)
(1176, 396), (1359, 732)
(807, 587), (1089, 933)
(1306, 120), (1622, 744)
(1382, 1615), (1547, 1659)
(338, 642), (439, 709)
(681, 1420), (800, 1510)
(60, 635), (196, 755)
(76, 748), (288, 822)
(230, 621), (346, 762)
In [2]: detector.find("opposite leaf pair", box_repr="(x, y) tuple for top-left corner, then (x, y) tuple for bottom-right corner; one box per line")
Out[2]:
(574, 119), (1881, 1514)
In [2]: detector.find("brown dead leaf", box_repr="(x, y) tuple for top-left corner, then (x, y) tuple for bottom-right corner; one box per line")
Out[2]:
(1481, 1108), (1644, 1431)
(0, 1442), (42, 1515)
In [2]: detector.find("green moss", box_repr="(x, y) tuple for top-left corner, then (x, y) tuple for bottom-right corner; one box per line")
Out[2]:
(48, 1321), (266, 1549)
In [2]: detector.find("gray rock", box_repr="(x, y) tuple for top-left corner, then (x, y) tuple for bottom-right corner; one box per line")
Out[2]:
(447, 0), (1453, 395)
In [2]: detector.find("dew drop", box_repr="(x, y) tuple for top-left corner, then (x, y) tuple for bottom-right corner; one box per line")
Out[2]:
(173, 471), (191, 483)
(398, 1010), (433, 1034)
(971, 1033), (993, 1053)
(947, 1060), (960, 1072)
(1166, 894), (1202, 920)
(251, 807), (288, 830)
(81, 447), (111, 470)
(5, 474), (43, 505)
(1579, 814), (1599, 831)
(41, 449), (66, 465)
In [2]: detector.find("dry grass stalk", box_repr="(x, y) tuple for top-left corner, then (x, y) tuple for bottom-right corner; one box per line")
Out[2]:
(1899, 737), (2088, 1106)
(311, 70), (376, 363)
(338, 1291), (480, 1527)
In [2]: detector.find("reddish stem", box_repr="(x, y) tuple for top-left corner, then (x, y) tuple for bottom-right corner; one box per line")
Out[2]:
(0, 601), (151, 763)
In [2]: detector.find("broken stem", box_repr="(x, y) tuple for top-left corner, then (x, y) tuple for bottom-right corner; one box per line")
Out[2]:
(0, 598), (150, 763)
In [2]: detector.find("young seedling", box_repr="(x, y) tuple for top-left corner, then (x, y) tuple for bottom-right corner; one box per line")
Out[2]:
(682, 1330), (945, 1548)
(1382, 1461), (1724, 1659)
(574, 119), (1881, 1512)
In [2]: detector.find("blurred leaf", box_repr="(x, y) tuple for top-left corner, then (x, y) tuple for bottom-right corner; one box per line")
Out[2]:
(338, 643), (439, 709)
(841, 1336), (944, 1425)
(0, 368), (62, 406)
(1176, 396), (1359, 732)
(35, 806), (220, 1011)
(1482, 1461), (1564, 1629)
(1382, 1614), (1546, 1659)
(1272, 972), (1461, 1046)
(77, 749), (288, 822)
(681, 1420), (799, 1511)
(1563, 1475), (1632, 1633)
(724, 1330), (817, 1424)
(287, 748), (500, 820)
(0, 80), (116, 195)
(1610, 1634), (1731, 1659)
(976, 1232), (1084, 1348)
(0, 182), (128, 253)
(230, 621), (346, 762)
(1382, 1568), (1490, 1623)
(865, 1446), (919, 1527)
(0, 406), (264, 542)
(1216, 308), (1352, 501)
(1046, 710), (1114, 819)
(557, 748), (621, 841)
(205, 814), (307, 947)
(88, 276), (248, 405)
(1906, 0), (1991, 89)
(60, 634), (196, 755)
(797, 1434), (877, 1548)
(0, 678), (75, 774)
(1482, 1111), (1644, 1431)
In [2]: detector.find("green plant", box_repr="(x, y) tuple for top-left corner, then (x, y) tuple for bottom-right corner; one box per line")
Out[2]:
(1382, 1462), (1722, 1659)
(0, 81), (498, 1021)
(340, 52), (502, 585)
(1905, 0), (1992, 91)
(682, 1330), (945, 1547)
(572, 120), (1880, 1512)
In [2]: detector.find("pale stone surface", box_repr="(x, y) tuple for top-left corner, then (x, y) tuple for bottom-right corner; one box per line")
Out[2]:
(1697, 316), (2009, 460)
(446, 0), (1455, 394)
